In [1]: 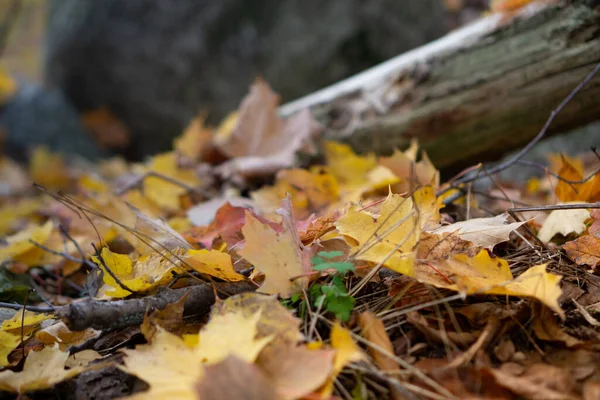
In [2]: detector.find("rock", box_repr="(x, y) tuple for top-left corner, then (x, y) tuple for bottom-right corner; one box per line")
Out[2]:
(0, 81), (106, 162)
(44, 0), (448, 158)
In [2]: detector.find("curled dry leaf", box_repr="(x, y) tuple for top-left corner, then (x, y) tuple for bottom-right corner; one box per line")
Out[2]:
(431, 213), (525, 250)
(537, 206), (590, 243)
(563, 235), (600, 267)
(215, 78), (319, 178)
(0, 345), (86, 393)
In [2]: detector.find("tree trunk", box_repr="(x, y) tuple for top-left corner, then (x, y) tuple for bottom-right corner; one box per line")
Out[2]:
(280, 0), (600, 168)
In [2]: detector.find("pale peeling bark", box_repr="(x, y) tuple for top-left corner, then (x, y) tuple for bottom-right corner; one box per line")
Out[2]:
(281, 0), (600, 168)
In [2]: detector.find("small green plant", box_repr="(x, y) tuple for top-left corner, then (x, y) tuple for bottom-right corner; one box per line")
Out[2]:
(310, 251), (355, 321)
(311, 251), (354, 274)
(280, 251), (356, 321)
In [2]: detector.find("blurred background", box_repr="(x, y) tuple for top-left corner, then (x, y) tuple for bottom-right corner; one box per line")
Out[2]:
(0, 0), (489, 161)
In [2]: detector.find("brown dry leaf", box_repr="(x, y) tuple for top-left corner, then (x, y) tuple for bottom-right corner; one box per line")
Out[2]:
(195, 355), (278, 400)
(257, 344), (334, 400)
(239, 210), (309, 298)
(81, 107), (131, 149)
(174, 115), (213, 161)
(589, 209), (600, 238)
(35, 321), (100, 352)
(537, 206), (590, 243)
(141, 293), (187, 341)
(431, 213), (525, 250)
(532, 307), (583, 348)
(358, 312), (406, 400)
(129, 204), (192, 252)
(563, 235), (600, 267)
(379, 139), (440, 192)
(417, 231), (480, 260)
(0, 345), (85, 393)
(490, 363), (578, 400)
(215, 78), (319, 178)
(298, 213), (339, 244)
(29, 147), (72, 190)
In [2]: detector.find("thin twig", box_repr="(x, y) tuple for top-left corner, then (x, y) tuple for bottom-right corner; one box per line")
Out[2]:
(91, 243), (136, 294)
(0, 302), (54, 313)
(509, 202), (600, 213)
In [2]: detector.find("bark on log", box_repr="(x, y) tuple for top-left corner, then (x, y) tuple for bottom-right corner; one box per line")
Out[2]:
(280, 0), (600, 168)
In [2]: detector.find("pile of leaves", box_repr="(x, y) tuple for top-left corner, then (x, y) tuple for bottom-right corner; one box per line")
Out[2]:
(0, 75), (599, 399)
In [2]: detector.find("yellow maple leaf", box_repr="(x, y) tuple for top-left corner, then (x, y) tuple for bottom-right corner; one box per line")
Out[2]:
(239, 211), (308, 298)
(337, 193), (419, 275)
(0, 310), (53, 367)
(379, 139), (440, 192)
(184, 249), (245, 281)
(0, 220), (54, 265)
(174, 115), (213, 161)
(122, 303), (274, 399)
(0, 198), (42, 236)
(92, 248), (183, 298)
(0, 65), (17, 105)
(122, 328), (201, 400)
(197, 311), (273, 365)
(143, 152), (202, 211)
(416, 251), (563, 318)
(551, 155), (600, 203)
(320, 323), (364, 397)
(324, 141), (377, 186)
(29, 147), (71, 190)
(251, 167), (340, 220)
(0, 345), (84, 393)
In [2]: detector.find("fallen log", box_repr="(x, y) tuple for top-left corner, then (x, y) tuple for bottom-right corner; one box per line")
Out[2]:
(280, 0), (600, 168)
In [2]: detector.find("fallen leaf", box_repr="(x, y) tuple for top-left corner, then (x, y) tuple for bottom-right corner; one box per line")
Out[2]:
(0, 66), (17, 105)
(0, 221), (54, 265)
(174, 115), (213, 161)
(197, 310), (273, 365)
(490, 363), (578, 400)
(122, 328), (201, 399)
(259, 344), (334, 400)
(416, 252), (564, 318)
(552, 154), (600, 203)
(589, 209), (600, 238)
(196, 355), (278, 400)
(324, 141), (376, 186)
(251, 167), (340, 220)
(417, 231), (480, 260)
(214, 292), (302, 348)
(318, 323), (364, 397)
(532, 307), (583, 348)
(140, 293), (187, 341)
(379, 139), (440, 192)
(185, 202), (252, 248)
(0, 345), (85, 393)
(337, 193), (419, 275)
(81, 107), (131, 149)
(431, 213), (525, 250)
(36, 321), (100, 352)
(65, 349), (102, 368)
(215, 79), (318, 178)
(143, 152), (202, 211)
(29, 147), (71, 190)
(92, 248), (184, 298)
(537, 206), (590, 243)
(0, 310), (53, 367)
(563, 235), (600, 267)
(185, 249), (245, 281)
(358, 312), (404, 400)
(240, 211), (308, 298)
